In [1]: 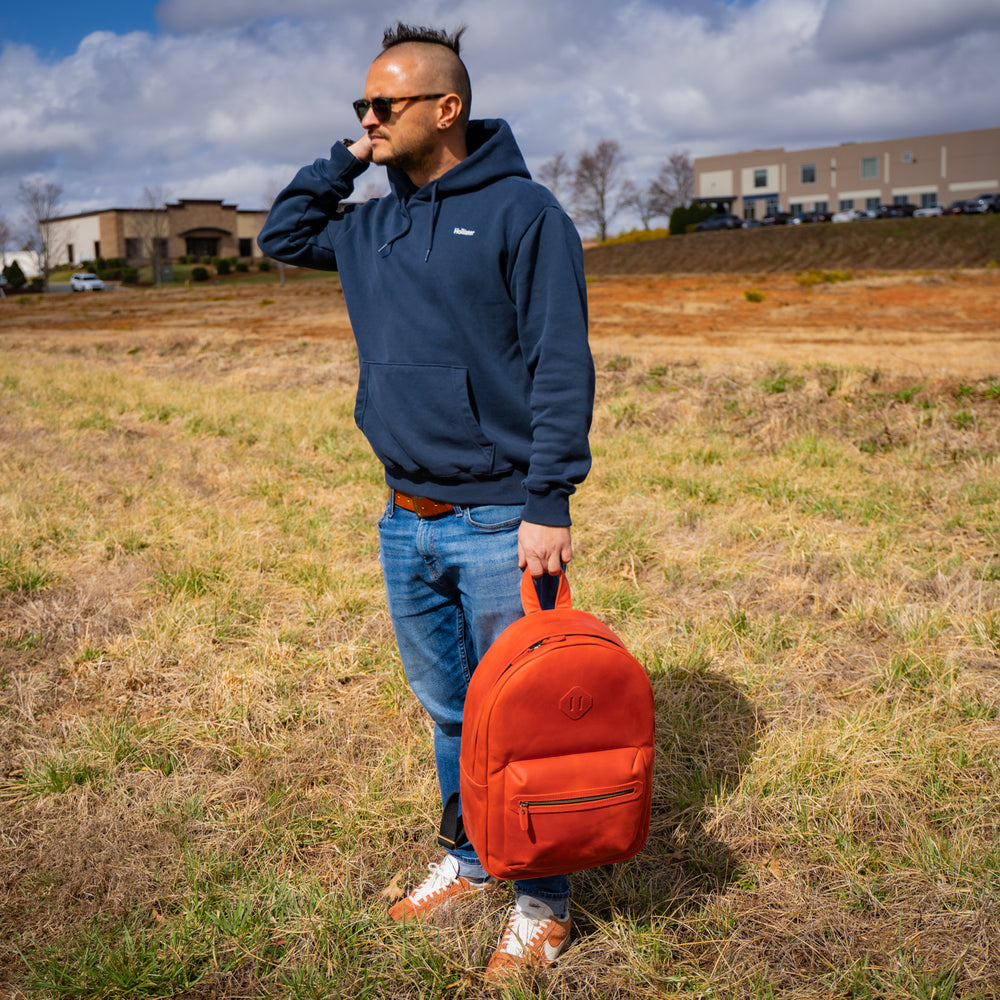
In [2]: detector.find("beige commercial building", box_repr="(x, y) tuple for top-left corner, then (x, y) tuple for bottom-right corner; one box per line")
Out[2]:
(694, 127), (1000, 219)
(47, 198), (270, 267)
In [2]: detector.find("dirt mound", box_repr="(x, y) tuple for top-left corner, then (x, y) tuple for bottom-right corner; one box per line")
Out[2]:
(584, 214), (1000, 275)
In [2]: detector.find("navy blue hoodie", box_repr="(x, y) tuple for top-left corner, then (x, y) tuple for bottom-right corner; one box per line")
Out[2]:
(258, 119), (593, 526)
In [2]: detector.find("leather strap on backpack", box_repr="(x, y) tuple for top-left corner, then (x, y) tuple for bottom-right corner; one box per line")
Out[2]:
(437, 791), (466, 851)
(520, 569), (573, 613)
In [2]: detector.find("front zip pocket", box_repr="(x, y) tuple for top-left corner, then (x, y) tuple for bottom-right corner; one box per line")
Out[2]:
(519, 787), (635, 831)
(502, 747), (648, 874)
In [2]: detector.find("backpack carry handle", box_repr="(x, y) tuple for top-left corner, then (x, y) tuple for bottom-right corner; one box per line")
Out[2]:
(520, 569), (573, 613)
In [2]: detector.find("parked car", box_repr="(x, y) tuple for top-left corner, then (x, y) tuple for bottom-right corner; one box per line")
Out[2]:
(70, 272), (106, 291)
(968, 193), (1000, 214)
(877, 203), (917, 218)
(831, 208), (862, 223)
(942, 200), (972, 215)
(913, 203), (943, 217)
(798, 210), (832, 223)
(694, 213), (745, 231)
(761, 212), (801, 226)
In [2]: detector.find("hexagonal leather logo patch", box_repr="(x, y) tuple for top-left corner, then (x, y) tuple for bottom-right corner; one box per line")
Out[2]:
(559, 686), (593, 720)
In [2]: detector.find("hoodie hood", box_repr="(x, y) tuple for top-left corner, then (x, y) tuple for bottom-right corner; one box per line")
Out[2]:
(382, 119), (532, 260)
(387, 118), (532, 198)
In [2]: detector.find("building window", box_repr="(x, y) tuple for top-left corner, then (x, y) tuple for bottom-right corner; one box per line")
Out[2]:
(920, 192), (937, 208)
(813, 200), (828, 213)
(239, 238), (253, 257)
(186, 236), (219, 259)
(789, 202), (803, 215)
(754, 168), (768, 188)
(765, 197), (781, 215)
(866, 197), (881, 211)
(839, 198), (855, 211)
(125, 238), (140, 261)
(67, 243), (74, 263)
(800, 163), (816, 184)
(94, 240), (101, 259)
(892, 194), (909, 206)
(860, 156), (878, 179)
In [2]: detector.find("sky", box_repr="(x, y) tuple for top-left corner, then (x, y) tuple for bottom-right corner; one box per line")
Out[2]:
(1, 0), (998, 235)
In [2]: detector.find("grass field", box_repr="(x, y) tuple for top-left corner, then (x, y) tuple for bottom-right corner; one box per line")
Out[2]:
(1, 272), (1000, 998)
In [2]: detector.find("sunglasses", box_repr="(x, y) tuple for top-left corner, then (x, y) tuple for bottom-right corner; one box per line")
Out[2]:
(353, 94), (446, 123)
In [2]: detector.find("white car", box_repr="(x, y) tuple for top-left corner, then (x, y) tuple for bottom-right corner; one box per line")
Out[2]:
(914, 203), (943, 217)
(831, 209), (862, 223)
(70, 272), (106, 291)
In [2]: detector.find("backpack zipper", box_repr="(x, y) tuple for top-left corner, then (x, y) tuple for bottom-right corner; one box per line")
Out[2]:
(519, 787), (633, 831)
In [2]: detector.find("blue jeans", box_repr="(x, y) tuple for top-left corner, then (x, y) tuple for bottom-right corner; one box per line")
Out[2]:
(378, 493), (571, 904)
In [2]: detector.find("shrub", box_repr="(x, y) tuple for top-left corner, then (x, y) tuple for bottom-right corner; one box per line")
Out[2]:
(744, 289), (766, 302)
(258, 259), (271, 272)
(600, 228), (670, 247)
(90, 258), (136, 282)
(191, 266), (210, 282)
(216, 259), (231, 275)
(670, 203), (716, 236)
(236, 262), (249, 272)
(2, 260), (27, 289)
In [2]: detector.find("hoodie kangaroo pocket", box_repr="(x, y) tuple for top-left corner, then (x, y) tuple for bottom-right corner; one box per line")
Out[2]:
(355, 362), (510, 478)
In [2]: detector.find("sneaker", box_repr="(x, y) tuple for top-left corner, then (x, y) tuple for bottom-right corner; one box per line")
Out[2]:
(388, 854), (495, 922)
(484, 895), (571, 983)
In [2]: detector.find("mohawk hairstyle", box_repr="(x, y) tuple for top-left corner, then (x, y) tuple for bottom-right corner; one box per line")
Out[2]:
(381, 22), (467, 55)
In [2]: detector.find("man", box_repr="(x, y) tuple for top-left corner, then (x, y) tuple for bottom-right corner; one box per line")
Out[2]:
(258, 23), (594, 981)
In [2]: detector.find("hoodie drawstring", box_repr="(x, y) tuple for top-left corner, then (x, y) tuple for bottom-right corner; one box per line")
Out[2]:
(424, 186), (439, 262)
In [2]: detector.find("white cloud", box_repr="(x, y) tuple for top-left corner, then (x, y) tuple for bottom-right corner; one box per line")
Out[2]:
(817, 0), (1000, 59)
(0, 0), (997, 232)
(154, 0), (354, 33)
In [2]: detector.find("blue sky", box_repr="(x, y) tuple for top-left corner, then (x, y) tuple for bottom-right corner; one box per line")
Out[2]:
(1, 2), (159, 60)
(1, 0), (998, 232)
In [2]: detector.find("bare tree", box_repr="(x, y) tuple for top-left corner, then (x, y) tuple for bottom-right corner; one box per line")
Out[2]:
(0, 213), (12, 269)
(537, 152), (570, 206)
(17, 178), (63, 289)
(0, 215), (9, 298)
(650, 151), (695, 218)
(619, 179), (662, 230)
(134, 186), (171, 288)
(571, 140), (629, 242)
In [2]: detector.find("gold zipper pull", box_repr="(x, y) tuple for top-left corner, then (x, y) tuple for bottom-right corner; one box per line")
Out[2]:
(519, 803), (530, 832)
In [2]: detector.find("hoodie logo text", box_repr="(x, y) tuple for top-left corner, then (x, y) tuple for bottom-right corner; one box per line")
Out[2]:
(453, 227), (476, 237)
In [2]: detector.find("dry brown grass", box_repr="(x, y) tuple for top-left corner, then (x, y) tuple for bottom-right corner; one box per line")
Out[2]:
(1, 271), (999, 998)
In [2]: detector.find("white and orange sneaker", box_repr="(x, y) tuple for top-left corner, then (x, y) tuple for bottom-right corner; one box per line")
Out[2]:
(388, 854), (496, 922)
(484, 895), (571, 983)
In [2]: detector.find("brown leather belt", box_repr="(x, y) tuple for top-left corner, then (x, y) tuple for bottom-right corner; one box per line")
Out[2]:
(391, 489), (455, 518)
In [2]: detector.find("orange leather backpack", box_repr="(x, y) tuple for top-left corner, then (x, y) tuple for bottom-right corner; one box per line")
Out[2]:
(456, 570), (655, 879)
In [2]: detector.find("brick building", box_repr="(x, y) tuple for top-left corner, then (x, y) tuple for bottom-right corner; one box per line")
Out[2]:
(694, 127), (1000, 220)
(47, 198), (270, 267)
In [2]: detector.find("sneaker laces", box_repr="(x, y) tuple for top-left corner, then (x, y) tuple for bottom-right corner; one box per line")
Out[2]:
(407, 854), (463, 906)
(497, 897), (556, 957)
